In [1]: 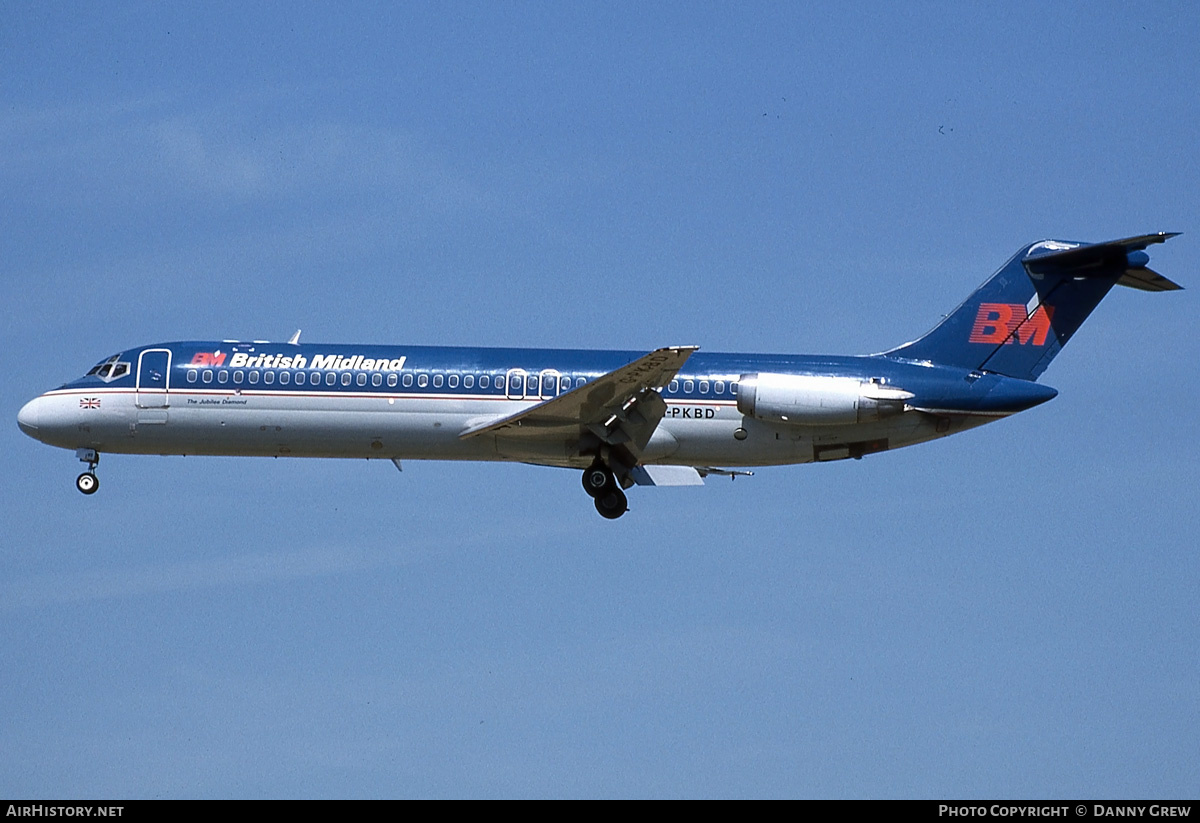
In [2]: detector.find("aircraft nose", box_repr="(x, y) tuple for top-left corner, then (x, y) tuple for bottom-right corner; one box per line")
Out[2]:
(17, 396), (41, 437)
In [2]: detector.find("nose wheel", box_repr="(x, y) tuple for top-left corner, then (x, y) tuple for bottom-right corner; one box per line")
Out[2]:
(75, 449), (100, 495)
(76, 472), (99, 494)
(582, 461), (629, 519)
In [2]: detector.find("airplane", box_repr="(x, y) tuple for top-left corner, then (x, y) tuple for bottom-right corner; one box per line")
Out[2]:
(17, 232), (1181, 519)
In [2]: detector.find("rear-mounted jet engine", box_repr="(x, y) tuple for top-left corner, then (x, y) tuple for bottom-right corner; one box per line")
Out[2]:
(735, 373), (913, 426)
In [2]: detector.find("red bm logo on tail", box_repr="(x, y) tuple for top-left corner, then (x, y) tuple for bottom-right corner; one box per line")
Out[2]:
(968, 303), (1055, 345)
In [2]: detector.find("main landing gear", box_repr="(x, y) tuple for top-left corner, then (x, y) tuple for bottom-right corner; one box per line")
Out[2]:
(581, 461), (628, 520)
(75, 449), (100, 495)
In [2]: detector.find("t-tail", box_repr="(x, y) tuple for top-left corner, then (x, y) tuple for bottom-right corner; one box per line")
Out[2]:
(886, 232), (1182, 380)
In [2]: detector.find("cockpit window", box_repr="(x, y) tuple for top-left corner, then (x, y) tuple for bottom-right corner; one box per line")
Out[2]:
(86, 354), (132, 383)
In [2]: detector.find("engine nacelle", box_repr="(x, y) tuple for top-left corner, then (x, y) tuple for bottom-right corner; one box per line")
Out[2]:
(735, 373), (912, 426)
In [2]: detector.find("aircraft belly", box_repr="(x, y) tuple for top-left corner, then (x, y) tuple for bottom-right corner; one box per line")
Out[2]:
(95, 393), (510, 460)
(659, 411), (933, 467)
(492, 435), (573, 461)
(35, 388), (992, 467)
(660, 417), (755, 464)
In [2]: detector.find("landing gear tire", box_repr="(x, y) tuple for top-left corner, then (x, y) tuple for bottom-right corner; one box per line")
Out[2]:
(76, 472), (99, 495)
(594, 487), (628, 520)
(582, 464), (614, 498)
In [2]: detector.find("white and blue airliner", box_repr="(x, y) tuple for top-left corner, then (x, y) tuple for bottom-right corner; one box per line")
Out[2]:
(18, 233), (1180, 518)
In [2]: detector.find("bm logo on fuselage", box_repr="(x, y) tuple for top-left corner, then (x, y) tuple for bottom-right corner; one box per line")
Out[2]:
(968, 303), (1055, 346)
(191, 351), (228, 366)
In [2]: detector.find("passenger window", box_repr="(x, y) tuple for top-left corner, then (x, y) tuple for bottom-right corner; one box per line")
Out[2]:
(248, 371), (259, 384)
(433, 374), (444, 388)
(218, 371), (229, 384)
(263, 371), (274, 385)
(418, 374), (429, 388)
(280, 371), (290, 385)
(699, 381), (709, 394)
(372, 373), (382, 387)
(402, 373), (413, 387)
(684, 380), (694, 393)
(356, 373), (367, 386)
(463, 374), (474, 389)
(576, 377), (586, 388)
(233, 371), (244, 384)
(325, 372), (336, 386)
(559, 375), (571, 393)
(448, 374), (459, 388)
(202, 370), (213, 384)
(387, 374), (398, 387)
(714, 380), (725, 394)
(479, 375), (489, 389)
(669, 380), (678, 393)
(187, 370), (198, 383)
(341, 372), (352, 386)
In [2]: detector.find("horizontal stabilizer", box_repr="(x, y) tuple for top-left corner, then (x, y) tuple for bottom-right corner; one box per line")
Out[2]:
(1116, 267), (1182, 292)
(1024, 232), (1182, 290)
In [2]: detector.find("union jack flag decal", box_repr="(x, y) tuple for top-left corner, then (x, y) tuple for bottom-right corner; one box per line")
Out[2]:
(79, 397), (100, 409)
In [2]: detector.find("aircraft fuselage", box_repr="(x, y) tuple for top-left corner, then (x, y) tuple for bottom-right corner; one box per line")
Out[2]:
(17, 233), (1180, 518)
(18, 342), (1051, 467)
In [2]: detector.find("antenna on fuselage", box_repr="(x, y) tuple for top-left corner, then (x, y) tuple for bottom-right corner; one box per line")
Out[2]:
(287, 329), (302, 345)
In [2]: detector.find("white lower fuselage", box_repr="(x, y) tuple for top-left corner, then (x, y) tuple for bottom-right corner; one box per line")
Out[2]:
(21, 383), (965, 469)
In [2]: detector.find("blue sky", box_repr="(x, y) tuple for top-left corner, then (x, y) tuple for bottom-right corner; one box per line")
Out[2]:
(2, 2), (1197, 798)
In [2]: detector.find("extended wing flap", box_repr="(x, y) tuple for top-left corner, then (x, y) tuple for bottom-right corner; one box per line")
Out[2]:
(629, 465), (755, 486)
(459, 346), (698, 441)
(630, 465), (706, 486)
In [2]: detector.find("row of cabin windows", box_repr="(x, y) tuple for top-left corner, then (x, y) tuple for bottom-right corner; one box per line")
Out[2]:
(183, 369), (589, 393)
(186, 369), (397, 387)
(182, 368), (737, 397)
(667, 379), (728, 395)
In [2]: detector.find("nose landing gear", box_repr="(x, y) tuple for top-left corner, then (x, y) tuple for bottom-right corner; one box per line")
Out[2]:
(581, 460), (628, 519)
(75, 448), (100, 495)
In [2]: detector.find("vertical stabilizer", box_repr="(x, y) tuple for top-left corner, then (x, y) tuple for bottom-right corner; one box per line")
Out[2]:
(885, 233), (1180, 380)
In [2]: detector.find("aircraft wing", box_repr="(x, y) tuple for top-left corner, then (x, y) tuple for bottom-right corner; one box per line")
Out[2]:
(459, 346), (698, 456)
